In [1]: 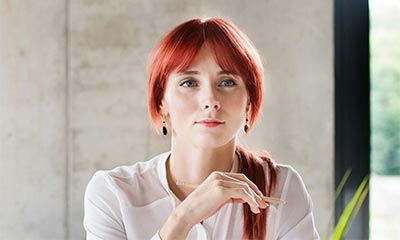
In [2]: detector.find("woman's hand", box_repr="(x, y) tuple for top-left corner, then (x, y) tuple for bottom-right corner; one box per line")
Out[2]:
(159, 171), (267, 239)
(180, 171), (267, 224)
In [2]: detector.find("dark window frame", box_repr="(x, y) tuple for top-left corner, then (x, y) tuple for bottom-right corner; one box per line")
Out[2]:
(334, 0), (370, 239)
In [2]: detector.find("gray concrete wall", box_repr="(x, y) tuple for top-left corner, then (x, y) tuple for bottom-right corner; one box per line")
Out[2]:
(0, 0), (333, 239)
(0, 0), (67, 239)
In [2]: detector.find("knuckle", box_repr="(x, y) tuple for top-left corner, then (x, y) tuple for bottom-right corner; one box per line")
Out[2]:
(210, 171), (223, 179)
(213, 179), (224, 187)
(239, 182), (251, 192)
(239, 173), (248, 180)
(240, 188), (248, 196)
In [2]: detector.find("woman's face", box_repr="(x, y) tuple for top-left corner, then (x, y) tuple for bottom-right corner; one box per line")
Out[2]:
(162, 45), (249, 149)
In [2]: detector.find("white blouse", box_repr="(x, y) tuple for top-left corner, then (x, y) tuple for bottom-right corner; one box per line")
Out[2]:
(84, 152), (319, 240)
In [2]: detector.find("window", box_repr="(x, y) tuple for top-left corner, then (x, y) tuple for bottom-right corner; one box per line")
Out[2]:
(335, 0), (370, 239)
(370, 0), (400, 239)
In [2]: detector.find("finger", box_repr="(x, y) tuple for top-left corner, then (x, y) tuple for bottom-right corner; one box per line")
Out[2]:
(256, 195), (268, 208)
(220, 174), (266, 207)
(217, 180), (261, 213)
(231, 198), (267, 211)
(231, 199), (245, 204)
(230, 188), (261, 214)
(220, 174), (268, 209)
(210, 171), (261, 194)
(223, 173), (264, 196)
(219, 174), (258, 197)
(217, 178), (258, 202)
(209, 172), (265, 210)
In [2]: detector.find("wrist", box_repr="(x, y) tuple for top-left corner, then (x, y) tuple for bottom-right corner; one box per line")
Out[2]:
(159, 206), (194, 239)
(174, 204), (197, 228)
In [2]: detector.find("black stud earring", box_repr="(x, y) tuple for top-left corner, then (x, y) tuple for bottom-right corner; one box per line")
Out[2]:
(244, 117), (249, 133)
(162, 119), (168, 136)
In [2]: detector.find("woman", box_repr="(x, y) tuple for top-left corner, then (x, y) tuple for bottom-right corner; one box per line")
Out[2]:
(84, 17), (319, 240)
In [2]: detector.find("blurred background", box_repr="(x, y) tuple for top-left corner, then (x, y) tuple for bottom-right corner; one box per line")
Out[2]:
(0, 1), (333, 239)
(370, 0), (400, 239)
(0, 0), (397, 239)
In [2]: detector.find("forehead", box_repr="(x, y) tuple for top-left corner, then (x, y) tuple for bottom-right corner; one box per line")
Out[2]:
(185, 46), (220, 70)
(175, 44), (237, 76)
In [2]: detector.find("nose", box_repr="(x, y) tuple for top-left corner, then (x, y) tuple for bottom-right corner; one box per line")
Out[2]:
(202, 87), (220, 110)
(204, 102), (220, 110)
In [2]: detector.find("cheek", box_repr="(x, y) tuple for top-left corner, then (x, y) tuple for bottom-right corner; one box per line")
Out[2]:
(165, 92), (196, 123)
(224, 91), (248, 113)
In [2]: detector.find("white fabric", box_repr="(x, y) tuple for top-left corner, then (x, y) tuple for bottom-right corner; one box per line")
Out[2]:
(84, 152), (320, 240)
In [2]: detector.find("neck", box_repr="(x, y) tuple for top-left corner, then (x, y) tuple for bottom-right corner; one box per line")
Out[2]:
(166, 137), (237, 199)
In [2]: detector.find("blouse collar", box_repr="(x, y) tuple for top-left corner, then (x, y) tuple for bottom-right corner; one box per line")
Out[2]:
(156, 151), (239, 205)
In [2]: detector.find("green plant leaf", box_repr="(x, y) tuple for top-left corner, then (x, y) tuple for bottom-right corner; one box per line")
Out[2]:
(331, 175), (369, 240)
(343, 179), (370, 235)
(335, 168), (352, 200)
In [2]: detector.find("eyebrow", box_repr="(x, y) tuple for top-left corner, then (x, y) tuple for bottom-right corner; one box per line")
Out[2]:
(177, 70), (237, 76)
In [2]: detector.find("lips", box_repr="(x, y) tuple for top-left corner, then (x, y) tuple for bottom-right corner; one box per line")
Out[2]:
(195, 119), (225, 127)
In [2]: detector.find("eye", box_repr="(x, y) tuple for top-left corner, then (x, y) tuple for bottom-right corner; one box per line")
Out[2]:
(180, 79), (198, 88)
(219, 79), (237, 87)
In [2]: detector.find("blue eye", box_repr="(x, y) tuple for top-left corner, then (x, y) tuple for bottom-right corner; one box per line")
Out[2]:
(220, 79), (236, 87)
(180, 79), (198, 87)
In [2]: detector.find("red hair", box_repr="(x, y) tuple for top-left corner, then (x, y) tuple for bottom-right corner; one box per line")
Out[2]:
(148, 18), (263, 131)
(147, 18), (277, 239)
(236, 145), (277, 239)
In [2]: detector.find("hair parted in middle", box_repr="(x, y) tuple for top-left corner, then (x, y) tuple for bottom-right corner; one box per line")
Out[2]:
(147, 17), (265, 133)
(147, 18), (277, 240)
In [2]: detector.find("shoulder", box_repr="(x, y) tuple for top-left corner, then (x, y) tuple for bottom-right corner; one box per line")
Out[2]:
(263, 162), (302, 186)
(275, 164), (305, 186)
(89, 153), (166, 186)
(268, 164), (319, 239)
(85, 152), (168, 205)
(274, 164), (311, 203)
(262, 162), (312, 208)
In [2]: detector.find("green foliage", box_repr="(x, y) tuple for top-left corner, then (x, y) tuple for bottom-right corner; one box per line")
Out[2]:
(334, 168), (352, 200)
(370, 3), (400, 175)
(331, 175), (370, 240)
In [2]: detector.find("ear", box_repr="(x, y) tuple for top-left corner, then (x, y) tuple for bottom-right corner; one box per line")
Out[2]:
(159, 100), (169, 118)
(245, 97), (251, 112)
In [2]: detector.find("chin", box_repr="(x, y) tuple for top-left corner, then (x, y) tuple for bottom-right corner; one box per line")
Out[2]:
(192, 134), (235, 149)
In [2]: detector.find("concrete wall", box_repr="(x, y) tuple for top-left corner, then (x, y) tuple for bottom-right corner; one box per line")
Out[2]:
(0, 0), (67, 239)
(0, 0), (333, 239)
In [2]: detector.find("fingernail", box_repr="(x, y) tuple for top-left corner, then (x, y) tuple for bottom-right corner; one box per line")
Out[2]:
(260, 203), (268, 209)
(258, 198), (267, 208)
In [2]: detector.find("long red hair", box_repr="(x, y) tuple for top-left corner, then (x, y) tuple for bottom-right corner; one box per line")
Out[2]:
(147, 18), (277, 239)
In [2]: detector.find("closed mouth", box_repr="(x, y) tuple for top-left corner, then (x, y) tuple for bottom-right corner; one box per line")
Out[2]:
(195, 119), (225, 127)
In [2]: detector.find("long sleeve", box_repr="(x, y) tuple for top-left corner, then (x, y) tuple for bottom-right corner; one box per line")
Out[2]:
(84, 171), (127, 240)
(276, 166), (320, 240)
